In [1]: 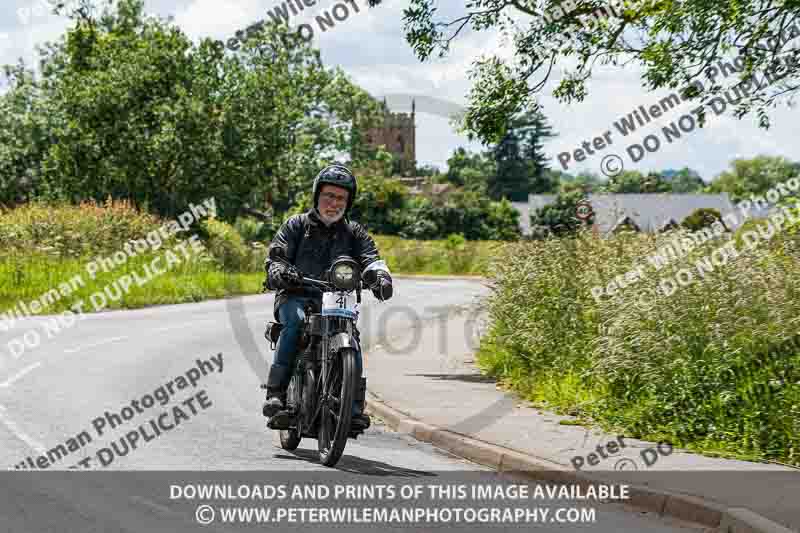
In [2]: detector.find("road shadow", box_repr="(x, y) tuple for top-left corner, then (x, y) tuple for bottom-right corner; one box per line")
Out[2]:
(274, 448), (437, 478)
(445, 394), (519, 435)
(407, 372), (495, 384)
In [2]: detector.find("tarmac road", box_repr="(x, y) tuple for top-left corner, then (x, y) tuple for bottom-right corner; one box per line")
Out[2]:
(0, 279), (703, 532)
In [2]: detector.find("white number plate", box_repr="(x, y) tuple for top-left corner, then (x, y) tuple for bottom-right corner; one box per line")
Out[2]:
(322, 292), (358, 319)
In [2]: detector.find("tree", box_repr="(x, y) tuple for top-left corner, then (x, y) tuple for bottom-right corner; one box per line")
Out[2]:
(444, 147), (495, 193)
(534, 169), (570, 194)
(560, 171), (603, 194)
(0, 0), (381, 218)
(444, 148), (469, 186)
(0, 64), (52, 205)
(489, 125), (529, 201)
(664, 167), (705, 193)
(348, 147), (409, 233)
(517, 110), (558, 193)
(487, 108), (557, 201)
(391, 189), (520, 240)
(366, 0), (800, 144)
(416, 163), (440, 177)
(530, 189), (592, 236)
(603, 170), (671, 193)
(708, 155), (799, 201)
(682, 208), (723, 231)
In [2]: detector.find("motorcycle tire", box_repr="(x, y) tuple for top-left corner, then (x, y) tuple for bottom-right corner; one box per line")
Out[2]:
(317, 348), (356, 467)
(302, 366), (317, 438)
(279, 372), (302, 451)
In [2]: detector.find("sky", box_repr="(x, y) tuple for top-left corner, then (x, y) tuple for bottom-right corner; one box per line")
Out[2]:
(1, 0), (799, 182)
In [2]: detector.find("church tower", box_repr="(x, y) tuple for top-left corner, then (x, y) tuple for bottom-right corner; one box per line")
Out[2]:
(363, 98), (417, 175)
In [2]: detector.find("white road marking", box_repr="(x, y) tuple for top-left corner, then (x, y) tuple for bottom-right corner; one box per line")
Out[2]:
(0, 407), (46, 454)
(63, 336), (129, 354)
(0, 362), (42, 388)
(151, 319), (215, 333)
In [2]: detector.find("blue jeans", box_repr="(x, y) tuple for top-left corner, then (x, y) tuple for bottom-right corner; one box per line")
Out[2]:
(271, 295), (364, 415)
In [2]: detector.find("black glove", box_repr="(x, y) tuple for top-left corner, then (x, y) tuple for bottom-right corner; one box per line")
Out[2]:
(370, 272), (393, 301)
(267, 262), (303, 290)
(282, 266), (303, 287)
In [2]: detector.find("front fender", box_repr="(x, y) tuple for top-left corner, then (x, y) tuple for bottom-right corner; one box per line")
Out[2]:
(329, 332), (360, 354)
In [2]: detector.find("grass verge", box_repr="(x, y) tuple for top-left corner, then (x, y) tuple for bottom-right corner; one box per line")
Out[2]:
(0, 201), (496, 318)
(476, 221), (800, 466)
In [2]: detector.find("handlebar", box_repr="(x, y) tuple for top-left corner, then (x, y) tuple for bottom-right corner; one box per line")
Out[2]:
(301, 276), (332, 290)
(273, 258), (368, 292)
(301, 276), (368, 292)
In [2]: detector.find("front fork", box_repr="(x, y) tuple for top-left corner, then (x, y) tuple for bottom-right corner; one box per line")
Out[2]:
(320, 320), (364, 416)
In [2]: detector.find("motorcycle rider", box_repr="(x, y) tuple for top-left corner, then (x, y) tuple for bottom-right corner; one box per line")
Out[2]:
(262, 164), (394, 431)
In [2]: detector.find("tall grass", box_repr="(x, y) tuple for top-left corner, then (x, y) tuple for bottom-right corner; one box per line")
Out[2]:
(0, 200), (261, 315)
(478, 221), (800, 465)
(0, 203), (497, 320)
(374, 234), (499, 275)
(0, 197), (163, 258)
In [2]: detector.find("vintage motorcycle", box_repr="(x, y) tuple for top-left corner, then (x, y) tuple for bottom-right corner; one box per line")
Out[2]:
(262, 248), (374, 467)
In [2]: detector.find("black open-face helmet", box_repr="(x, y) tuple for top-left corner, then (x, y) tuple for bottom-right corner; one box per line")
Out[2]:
(312, 164), (357, 215)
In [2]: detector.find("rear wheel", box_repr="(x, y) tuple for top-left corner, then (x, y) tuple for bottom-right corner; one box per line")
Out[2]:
(318, 348), (356, 467)
(301, 366), (316, 438)
(279, 372), (302, 450)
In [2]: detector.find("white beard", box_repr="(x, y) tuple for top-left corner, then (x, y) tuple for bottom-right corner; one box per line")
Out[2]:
(318, 208), (344, 226)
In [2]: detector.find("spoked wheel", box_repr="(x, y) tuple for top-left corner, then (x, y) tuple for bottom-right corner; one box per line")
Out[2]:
(302, 367), (316, 438)
(279, 373), (302, 451)
(317, 348), (356, 467)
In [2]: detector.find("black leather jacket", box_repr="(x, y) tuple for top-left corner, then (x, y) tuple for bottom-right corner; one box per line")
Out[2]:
(264, 209), (383, 318)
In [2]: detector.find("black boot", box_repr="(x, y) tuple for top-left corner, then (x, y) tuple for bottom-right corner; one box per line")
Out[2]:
(266, 410), (292, 430)
(351, 414), (371, 431)
(262, 390), (285, 418)
(263, 364), (289, 418)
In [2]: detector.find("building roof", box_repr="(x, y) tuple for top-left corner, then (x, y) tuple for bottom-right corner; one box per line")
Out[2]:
(515, 193), (751, 235)
(610, 215), (641, 233)
(584, 193), (737, 234)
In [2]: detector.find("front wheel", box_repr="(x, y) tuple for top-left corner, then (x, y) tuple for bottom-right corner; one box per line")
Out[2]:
(318, 348), (356, 467)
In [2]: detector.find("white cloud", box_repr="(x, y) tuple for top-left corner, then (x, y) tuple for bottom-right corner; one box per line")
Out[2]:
(1, 0), (798, 177)
(172, 0), (262, 39)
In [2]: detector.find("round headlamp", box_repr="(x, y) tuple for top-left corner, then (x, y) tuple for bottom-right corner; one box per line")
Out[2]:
(334, 263), (354, 284)
(330, 257), (359, 290)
